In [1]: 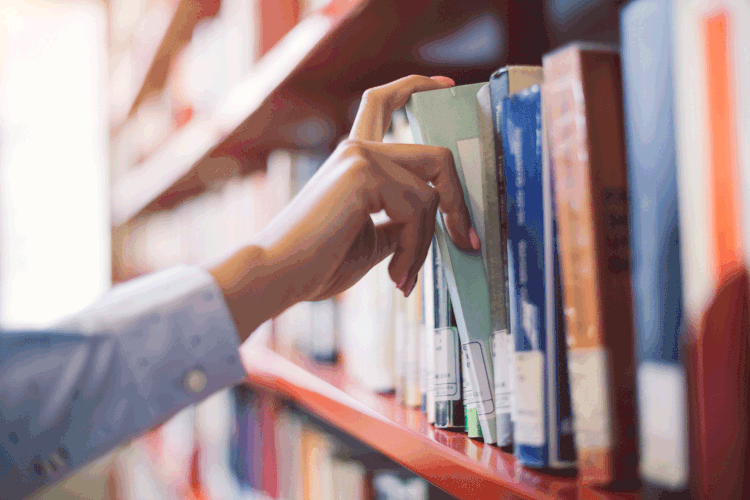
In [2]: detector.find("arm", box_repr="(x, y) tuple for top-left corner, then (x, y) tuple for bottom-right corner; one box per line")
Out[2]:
(0, 75), (476, 499)
(210, 75), (479, 340)
(0, 267), (244, 500)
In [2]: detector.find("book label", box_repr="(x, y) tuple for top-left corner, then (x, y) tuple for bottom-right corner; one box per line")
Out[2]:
(492, 330), (512, 412)
(638, 361), (688, 489)
(567, 347), (612, 450)
(434, 327), (460, 401)
(515, 350), (545, 446)
(461, 340), (495, 418)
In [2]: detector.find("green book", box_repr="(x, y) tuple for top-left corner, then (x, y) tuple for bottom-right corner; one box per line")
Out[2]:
(406, 84), (497, 444)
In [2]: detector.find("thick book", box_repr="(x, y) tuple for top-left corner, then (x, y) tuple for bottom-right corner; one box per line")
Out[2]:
(543, 43), (638, 486)
(672, 0), (750, 497)
(488, 65), (543, 449)
(433, 237), (464, 430)
(406, 84), (497, 444)
(620, 1), (690, 497)
(501, 85), (576, 468)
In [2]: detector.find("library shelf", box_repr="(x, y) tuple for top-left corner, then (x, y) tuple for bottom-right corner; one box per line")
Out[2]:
(111, 0), (220, 128)
(240, 344), (641, 500)
(111, 0), (544, 226)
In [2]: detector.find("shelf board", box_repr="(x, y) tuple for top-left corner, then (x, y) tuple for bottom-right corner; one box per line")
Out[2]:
(111, 0), (547, 226)
(240, 344), (641, 500)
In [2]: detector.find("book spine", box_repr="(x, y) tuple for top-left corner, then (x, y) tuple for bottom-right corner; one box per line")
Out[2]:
(405, 268), (423, 408)
(502, 86), (575, 468)
(673, 1), (750, 498)
(621, 1), (690, 496)
(406, 85), (497, 444)
(489, 70), (519, 440)
(462, 346), (483, 439)
(544, 44), (638, 485)
(423, 242), (437, 423)
(433, 238), (465, 430)
(477, 83), (513, 447)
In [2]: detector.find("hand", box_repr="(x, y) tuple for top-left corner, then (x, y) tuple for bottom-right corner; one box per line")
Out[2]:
(209, 75), (479, 341)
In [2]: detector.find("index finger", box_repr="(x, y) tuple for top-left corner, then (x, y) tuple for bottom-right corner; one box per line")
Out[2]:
(350, 75), (455, 142)
(357, 141), (477, 251)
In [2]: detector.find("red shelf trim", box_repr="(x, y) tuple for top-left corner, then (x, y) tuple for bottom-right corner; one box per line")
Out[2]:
(240, 345), (641, 500)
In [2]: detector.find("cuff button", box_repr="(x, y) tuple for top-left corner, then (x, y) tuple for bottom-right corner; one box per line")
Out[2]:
(185, 369), (207, 393)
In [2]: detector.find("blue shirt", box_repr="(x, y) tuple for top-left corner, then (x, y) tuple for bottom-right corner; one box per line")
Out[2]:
(0, 266), (246, 500)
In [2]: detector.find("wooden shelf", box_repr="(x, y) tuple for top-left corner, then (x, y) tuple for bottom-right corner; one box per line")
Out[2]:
(111, 0), (549, 226)
(240, 344), (641, 500)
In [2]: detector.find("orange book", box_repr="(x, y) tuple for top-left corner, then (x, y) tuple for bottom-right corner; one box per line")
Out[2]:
(543, 43), (637, 486)
(673, 2), (750, 497)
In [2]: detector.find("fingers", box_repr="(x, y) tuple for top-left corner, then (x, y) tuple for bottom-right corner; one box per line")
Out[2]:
(358, 158), (439, 295)
(350, 75), (455, 142)
(350, 141), (477, 251)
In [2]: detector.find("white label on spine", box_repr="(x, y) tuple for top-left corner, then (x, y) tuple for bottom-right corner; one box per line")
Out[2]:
(492, 330), (512, 412)
(638, 361), (688, 489)
(515, 351), (545, 446)
(568, 348), (612, 449)
(461, 340), (495, 418)
(434, 327), (460, 401)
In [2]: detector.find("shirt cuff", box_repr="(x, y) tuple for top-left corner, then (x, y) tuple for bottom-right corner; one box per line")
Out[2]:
(59, 265), (246, 421)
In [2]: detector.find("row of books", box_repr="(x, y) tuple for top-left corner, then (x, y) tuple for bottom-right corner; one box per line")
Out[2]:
(398, 0), (750, 498)
(116, 1), (750, 498)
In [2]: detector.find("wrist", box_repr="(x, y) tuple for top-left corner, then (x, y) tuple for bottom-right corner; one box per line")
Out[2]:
(207, 245), (297, 343)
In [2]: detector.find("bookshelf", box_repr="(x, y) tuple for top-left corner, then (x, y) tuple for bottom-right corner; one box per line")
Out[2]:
(110, 0), (548, 226)
(241, 343), (639, 500)
(110, 1), (648, 499)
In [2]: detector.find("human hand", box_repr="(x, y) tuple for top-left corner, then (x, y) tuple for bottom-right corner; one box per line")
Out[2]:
(210, 75), (479, 340)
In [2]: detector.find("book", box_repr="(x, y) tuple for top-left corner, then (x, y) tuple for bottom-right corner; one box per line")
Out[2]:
(672, 0), (750, 497)
(422, 242), (437, 424)
(474, 83), (512, 446)
(488, 65), (543, 449)
(462, 343), (483, 439)
(501, 84), (576, 468)
(406, 83), (497, 444)
(620, 1), (690, 496)
(543, 43), (638, 486)
(432, 238), (464, 430)
(404, 267), (423, 408)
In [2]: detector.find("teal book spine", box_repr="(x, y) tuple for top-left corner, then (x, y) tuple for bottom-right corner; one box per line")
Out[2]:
(406, 84), (497, 444)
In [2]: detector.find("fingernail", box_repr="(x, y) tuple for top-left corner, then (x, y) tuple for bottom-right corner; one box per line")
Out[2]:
(469, 228), (481, 250)
(397, 273), (409, 289)
(403, 275), (418, 297)
(430, 76), (455, 86)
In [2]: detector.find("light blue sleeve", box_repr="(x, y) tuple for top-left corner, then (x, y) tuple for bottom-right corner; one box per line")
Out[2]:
(0, 266), (246, 500)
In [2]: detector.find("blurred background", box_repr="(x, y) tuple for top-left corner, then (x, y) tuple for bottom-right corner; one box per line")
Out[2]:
(0, 0), (624, 498)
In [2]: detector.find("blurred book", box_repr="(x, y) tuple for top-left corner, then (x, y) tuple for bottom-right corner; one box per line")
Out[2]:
(621, 1), (690, 497)
(501, 84), (575, 469)
(544, 42), (638, 486)
(487, 65), (542, 449)
(672, 0), (750, 498)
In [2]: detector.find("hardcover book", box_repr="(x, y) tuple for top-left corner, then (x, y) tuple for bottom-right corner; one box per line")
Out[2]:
(406, 84), (497, 444)
(621, 1), (690, 496)
(501, 85), (575, 468)
(433, 238), (464, 430)
(672, 0), (750, 497)
(543, 43), (638, 485)
(488, 65), (543, 448)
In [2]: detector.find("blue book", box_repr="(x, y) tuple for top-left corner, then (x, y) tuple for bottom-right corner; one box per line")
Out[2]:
(621, 0), (689, 496)
(501, 85), (575, 469)
(488, 65), (543, 448)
